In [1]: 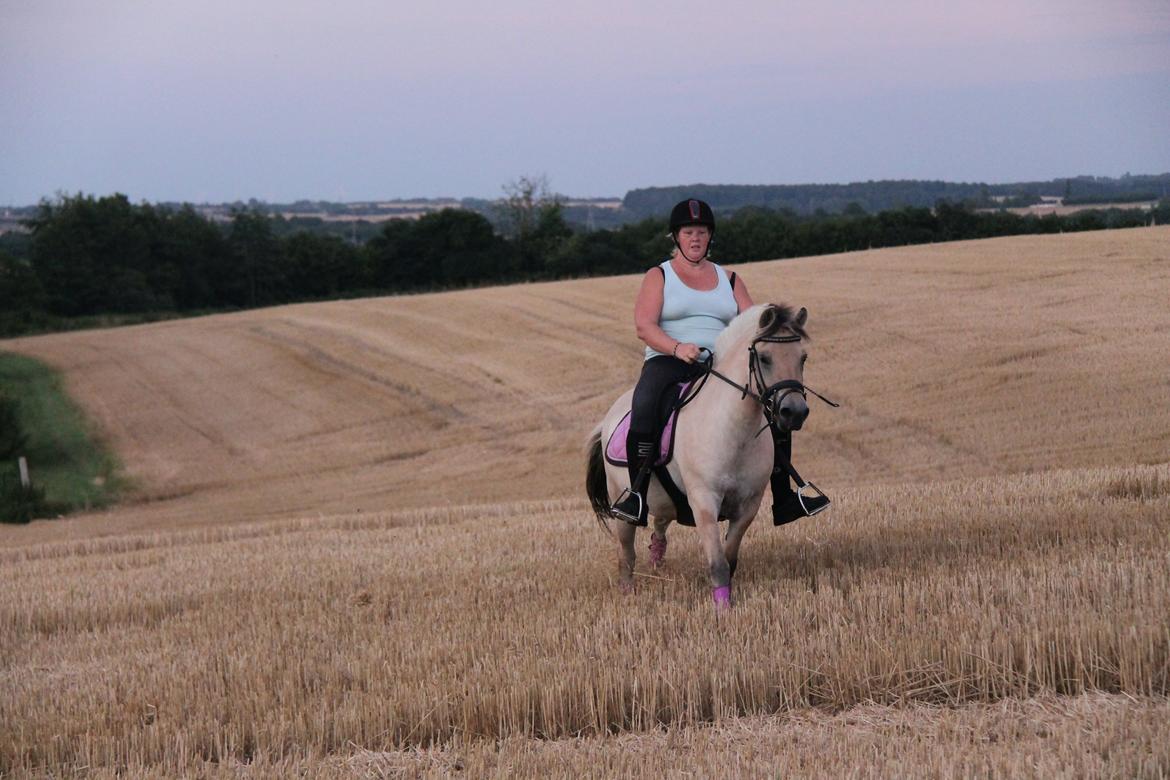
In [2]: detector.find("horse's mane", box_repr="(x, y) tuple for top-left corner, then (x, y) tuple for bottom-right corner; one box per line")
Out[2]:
(715, 303), (806, 355)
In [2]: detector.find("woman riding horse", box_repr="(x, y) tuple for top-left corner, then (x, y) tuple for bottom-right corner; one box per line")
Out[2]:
(611, 197), (828, 526)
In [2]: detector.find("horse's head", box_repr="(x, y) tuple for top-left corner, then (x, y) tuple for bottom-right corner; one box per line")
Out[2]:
(713, 303), (818, 430)
(748, 304), (811, 431)
(753, 304), (809, 430)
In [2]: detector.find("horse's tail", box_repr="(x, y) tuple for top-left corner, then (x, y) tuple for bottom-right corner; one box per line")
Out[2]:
(586, 424), (613, 531)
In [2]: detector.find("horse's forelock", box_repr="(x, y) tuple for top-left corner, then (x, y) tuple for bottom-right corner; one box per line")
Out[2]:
(716, 303), (806, 355)
(758, 304), (807, 341)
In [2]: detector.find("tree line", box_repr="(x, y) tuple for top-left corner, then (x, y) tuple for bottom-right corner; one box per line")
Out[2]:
(1, 191), (1166, 337)
(622, 173), (1170, 217)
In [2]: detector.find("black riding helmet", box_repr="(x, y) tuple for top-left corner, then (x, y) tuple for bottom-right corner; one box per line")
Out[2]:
(669, 198), (715, 262)
(669, 198), (716, 238)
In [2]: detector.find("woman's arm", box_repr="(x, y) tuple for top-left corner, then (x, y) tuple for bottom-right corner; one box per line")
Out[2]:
(633, 269), (699, 361)
(731, 272), (755, 313)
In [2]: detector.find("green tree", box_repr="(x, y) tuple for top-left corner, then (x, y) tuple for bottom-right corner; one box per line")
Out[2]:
(228, 209), (286, 307)
(414, 209), (510, 287)
(935, 200), (977, 241)
(0, 392), (26, 461)
(0, 251), (48, 335)
(497, 176), (571, 277)
(284, 232), (362, 298)
(153, 205), (231, 310)
(28, 194), (151, 315)
(366, 219), (421, 290)
(547, 230), (636, 277)
(366, 209), (510, 291)
(720, 208), (796, 262)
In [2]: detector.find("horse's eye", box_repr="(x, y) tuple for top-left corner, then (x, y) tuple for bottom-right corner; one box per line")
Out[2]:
(759, 356), (772, 366)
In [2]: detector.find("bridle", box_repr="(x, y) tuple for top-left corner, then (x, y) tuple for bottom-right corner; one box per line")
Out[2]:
(748, 334), (839, 428)
(677, 332), (839, 436)
(671, 330), (840, 515)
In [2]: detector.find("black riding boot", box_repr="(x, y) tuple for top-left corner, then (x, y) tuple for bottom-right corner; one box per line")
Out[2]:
(771, 429), (829, 526)
(612, 431), (655, 526)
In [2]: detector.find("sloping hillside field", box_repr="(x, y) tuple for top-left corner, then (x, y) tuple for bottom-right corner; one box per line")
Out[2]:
(2, 228), (1169, 776)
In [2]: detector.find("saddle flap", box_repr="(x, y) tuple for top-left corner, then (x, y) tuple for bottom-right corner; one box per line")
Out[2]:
(604, 379), (694, 467)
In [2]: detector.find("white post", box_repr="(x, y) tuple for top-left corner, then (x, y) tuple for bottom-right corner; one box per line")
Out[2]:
(18, 456), (29, 488)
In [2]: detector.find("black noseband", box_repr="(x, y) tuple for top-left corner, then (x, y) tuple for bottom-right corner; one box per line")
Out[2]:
(761, 379), (806, 413)
(748, 335), (839, 432)
(679, 335), (839, 437)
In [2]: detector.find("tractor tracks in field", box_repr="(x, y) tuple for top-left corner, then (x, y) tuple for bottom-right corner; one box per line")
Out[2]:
(250, 315), (578, 433)
(262, 311), (604, 431)
(247, 322), (470, 428)
(505, 291), (638, 356)
(80, 342), (243, 457)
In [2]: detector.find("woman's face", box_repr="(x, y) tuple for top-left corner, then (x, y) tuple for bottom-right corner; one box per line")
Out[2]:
(676, 225), (711, 259)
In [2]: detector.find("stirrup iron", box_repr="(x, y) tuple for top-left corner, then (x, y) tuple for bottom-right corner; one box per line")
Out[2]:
(797, 482), (830, 516)
(611, 488), (646, 526)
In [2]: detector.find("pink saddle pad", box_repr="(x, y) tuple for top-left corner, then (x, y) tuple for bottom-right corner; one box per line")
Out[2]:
(604, 380), (693, 467)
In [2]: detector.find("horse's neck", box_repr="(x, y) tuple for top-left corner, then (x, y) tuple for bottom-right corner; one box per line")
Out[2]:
(693, 347), (764, 437)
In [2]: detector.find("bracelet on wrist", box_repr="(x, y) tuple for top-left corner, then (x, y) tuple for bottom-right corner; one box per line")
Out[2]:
(672, 342), (680, 357)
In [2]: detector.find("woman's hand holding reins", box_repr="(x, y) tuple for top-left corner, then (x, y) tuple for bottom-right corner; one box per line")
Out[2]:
(672, 341), (702, 364)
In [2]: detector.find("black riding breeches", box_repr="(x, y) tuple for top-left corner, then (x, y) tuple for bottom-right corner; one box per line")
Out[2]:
(629, 355), (705, 436)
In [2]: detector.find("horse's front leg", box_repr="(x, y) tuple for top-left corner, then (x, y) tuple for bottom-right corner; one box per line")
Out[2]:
(614, 520), (637, 594)
(723, 512), (757, 580)
(693, 493), (732, 609)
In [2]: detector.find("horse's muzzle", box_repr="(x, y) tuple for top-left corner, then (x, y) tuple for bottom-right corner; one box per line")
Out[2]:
(775, 399), (809, 431)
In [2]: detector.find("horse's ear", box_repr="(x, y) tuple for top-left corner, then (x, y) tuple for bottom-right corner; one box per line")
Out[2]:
(795, 307), (808, 328)
(758, 305), (778, 331)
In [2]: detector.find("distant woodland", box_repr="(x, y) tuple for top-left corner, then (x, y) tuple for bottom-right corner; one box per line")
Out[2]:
(621, 173), (1170, 218)
(1, 177), (1167, 337)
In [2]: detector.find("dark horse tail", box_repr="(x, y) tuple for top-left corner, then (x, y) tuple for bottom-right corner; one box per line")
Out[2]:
(586, 425), (613, 531)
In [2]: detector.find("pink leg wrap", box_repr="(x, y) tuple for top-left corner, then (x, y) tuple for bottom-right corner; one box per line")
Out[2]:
(648, 534), (667, 568)
(712, 585), (732, 608)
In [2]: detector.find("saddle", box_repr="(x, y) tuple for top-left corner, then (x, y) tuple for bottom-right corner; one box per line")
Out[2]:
(603, 379), (700, 526)
(603, 380), (694, 467)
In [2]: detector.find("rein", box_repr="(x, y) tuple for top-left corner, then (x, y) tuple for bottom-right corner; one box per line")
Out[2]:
(700, 331), (840, 513)
(669, 332), (840, 513)
(676, 335), (839, 437)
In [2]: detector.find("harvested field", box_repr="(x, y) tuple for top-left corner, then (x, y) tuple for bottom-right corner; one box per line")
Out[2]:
(2, 227), (1169, 776)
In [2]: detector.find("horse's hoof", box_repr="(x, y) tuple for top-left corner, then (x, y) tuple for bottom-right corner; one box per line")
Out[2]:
(619, 581), (635, 595)
(712, 585), (733, 609)
(648, 533), (667, 568)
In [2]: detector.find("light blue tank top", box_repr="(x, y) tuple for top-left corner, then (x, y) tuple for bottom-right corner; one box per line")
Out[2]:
(645, 260), (739, 360)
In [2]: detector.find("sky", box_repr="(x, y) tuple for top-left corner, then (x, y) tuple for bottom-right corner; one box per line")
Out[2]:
(2, 0), (1169, 205)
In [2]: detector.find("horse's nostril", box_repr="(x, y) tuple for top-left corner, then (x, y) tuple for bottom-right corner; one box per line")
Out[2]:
(780, 404), (809, 426)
